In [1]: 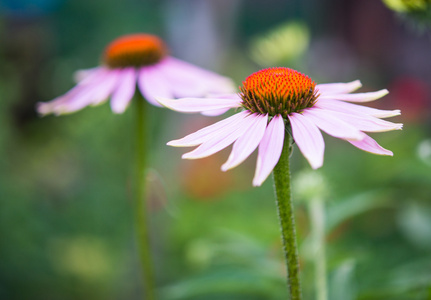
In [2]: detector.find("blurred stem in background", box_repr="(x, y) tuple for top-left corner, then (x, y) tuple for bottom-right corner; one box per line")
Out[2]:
(309, 196), (327, 300)
(272, 133), (302, 300)
(134, 92), (156, 300)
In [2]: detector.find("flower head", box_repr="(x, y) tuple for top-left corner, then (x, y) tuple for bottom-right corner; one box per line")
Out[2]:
(157, 67), (402, 186)
(240, 67), (317, 117)
(37, 33), (234, 115)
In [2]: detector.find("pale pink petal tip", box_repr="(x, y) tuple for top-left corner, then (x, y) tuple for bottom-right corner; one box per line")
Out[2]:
(36, 102), (50, 115)
(38, 102), (67, 116)
(391, 109), (401, 117)
(316, 80), (362, 95)
(348, 134), (393, 156)
(320, 89), (389, 102)
(36, 101), (70, 116)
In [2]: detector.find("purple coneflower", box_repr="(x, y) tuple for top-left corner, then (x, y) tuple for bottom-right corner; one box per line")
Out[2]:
(37, 33), (234, 115)
(36, 33), (235, 300)
(158, 67), (402, 299)
(158, 67), (402, 186)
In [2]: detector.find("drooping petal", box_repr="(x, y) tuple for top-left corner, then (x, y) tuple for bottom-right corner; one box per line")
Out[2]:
(37, 67), (109, 115)
(90, 69), (121, 106)
(138, 65), (173, 106)
(110, 68), (137, 114)
(158, 57), (235, 97)
(302, 108), (363, 140)
(323, 109), (403, 132)
(315, 98), (401, 118)
(167, 111), (250, 147)
(347, 133), (393, 156)
(316, 80), (362, 95)
(54, 74), (112, 114)
(222, 114), (268, 171)
(182, 113), (256, 159)
(288, 112), (325, 169)
(252, 115), (285, 186)
(156, 59), (209, 97)
(73, 67), (101, 83)
(157, 96), (241, 113)
(37, 93), (74, 115)
(51, 92), (95, 115)
(319, 89), (389, 102)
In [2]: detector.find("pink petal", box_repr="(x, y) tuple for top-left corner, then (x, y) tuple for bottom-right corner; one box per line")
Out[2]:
(73, 67), (101, 83)
(201, 108), (231, 116)
(110, 68), (137, 114)
(316, 80), (362, 95)
(319, 89), (389, 102)
(315, 98), (401, 118)
(222, 114), (268, 171)
(90, 69), (121, 106)
(162, 57), (228, 81)
(302, 108), (363, 140)
(51, 92), (94, 114)
(37, 68), (107, 115)
(159, 57), (235, 96)
(138, 66), (173, 106)
(37, 95), (71, 115)
(157, 96), (241, 113)
(156, 60), (208, 97)
(288, 113), (325, 169)
(199, 94), (242, 116)
(60, 69), (120, 113)
(53, 74), (112, 114)
(348, 133), (393, 156)
(182, 112), (256, 159)
(252, 115), (285, 186)
(167, 111), (250, 147)
(324, 109), (403, 132)
(206, 93), (241, 100)
(200, 94), (242, 117)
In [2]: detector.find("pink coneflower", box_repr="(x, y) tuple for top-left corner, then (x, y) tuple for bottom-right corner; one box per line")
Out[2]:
(158, 67), (402, 186)
(37, 34), (234, 115)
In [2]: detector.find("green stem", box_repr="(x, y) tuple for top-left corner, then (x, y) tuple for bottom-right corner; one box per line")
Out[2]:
(309, 197), (327, 300)
(134, 93), (156, 300)
(273, 133), (302, 300)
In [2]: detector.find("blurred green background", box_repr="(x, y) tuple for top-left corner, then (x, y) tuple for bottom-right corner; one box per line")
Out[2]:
(1, 0), (430, 299)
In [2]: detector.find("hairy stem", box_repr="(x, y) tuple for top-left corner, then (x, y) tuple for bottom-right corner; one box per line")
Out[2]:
(273, 133), (302, 300)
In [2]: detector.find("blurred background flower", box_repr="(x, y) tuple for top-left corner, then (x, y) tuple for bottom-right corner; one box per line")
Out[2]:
(382, 0), (431, 31)
(0, 0), (430, 299)
(249, 21), (310, 68)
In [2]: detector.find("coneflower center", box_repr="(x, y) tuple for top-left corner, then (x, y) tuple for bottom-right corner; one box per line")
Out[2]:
(103, 34), (167, 68)
(239, 67), (318, 118)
